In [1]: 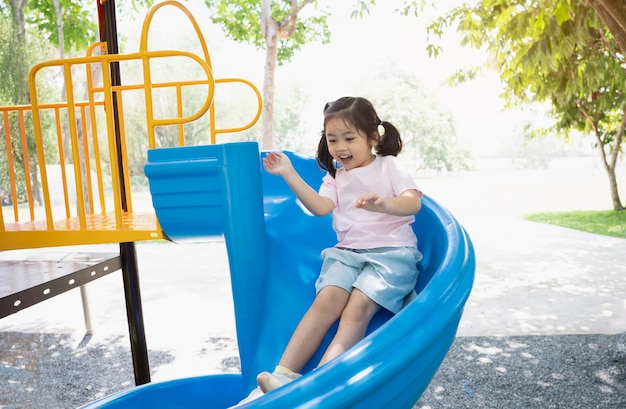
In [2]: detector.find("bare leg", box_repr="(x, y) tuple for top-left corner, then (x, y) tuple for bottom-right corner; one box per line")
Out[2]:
(278, 286), (350, 373)
(318, 288), (381, 366)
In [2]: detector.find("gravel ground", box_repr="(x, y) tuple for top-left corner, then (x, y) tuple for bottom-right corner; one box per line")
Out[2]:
(417, 332), (626, 409)
(2, 331), (625, 408)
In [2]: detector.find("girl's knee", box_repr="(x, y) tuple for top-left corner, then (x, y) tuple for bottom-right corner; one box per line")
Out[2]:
(343, 290), (380, 320)
(311, 286), (350, 317)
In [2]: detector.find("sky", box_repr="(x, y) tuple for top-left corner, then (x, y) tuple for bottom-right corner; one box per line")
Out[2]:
(115, 0), (552, 158)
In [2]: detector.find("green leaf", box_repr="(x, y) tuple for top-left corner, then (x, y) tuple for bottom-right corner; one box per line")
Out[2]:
(553, 0), (572, 25)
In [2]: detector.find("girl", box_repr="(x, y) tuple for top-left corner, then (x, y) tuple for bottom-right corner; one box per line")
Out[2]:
(241, 96), (422, 403)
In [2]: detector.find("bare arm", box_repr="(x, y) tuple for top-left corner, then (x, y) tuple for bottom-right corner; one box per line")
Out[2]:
(263, 152), (335, 216)
(355, 189), (421, 216)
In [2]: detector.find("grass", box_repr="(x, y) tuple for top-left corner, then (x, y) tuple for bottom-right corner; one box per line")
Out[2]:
(523, 210), (626, 239)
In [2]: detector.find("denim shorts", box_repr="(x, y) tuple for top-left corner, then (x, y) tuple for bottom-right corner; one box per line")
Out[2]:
(315, 246), (422, 313)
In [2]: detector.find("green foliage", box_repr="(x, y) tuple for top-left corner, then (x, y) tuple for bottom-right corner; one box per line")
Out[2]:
(352, 0), (426, 18)
(205, 0), (262, 45)
(26, 0), (97, 52)
(204, 0), (330, 65)
(524, 209), (626, 238)
(0, 11), (48, 203)
(0, 0), (156, 196)
(358, 69), (472, 172)
(428, 1), (626, 141)
(351, 0), (375, 19)
(0, 12), (29, 104)
(20, 0), (154, 53)
(427, 0), (626, 208)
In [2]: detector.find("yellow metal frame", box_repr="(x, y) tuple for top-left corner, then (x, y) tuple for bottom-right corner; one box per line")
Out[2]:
(0, 0), (262, 251)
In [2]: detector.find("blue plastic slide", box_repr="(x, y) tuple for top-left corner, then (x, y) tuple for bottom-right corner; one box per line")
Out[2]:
(80, 141), (475, 408)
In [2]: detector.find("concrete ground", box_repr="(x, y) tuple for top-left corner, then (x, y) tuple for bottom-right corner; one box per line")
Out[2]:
(1, 163), (625, 408)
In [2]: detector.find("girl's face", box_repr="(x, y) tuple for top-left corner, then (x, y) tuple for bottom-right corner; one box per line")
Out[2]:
(325, 117), (376, 171)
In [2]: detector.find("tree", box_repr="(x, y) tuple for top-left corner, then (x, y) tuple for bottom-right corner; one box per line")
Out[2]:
(427, 0), (626, 210)
(586, 0), (626, 55)
(0, 5), (50, 205)
(204, 0), (330, 149)
(0, 12), (30, 203)
(0, 0), (153, 205)
(25, 0), (97, 54)
(356, 68), (472, 173)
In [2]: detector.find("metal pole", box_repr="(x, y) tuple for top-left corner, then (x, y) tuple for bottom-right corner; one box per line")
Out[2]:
(120, 241), (150, 385)
(97, 0), (150, 385)
(79, 285), (94, 335)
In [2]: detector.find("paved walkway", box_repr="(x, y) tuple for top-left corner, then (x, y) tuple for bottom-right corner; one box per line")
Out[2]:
(1, 170), (625, 408)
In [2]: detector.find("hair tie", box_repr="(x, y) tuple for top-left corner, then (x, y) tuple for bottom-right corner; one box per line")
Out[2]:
(377, 120), (385, 137)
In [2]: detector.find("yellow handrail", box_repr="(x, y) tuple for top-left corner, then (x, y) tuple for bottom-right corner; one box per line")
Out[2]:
(0, 0), (263, 250)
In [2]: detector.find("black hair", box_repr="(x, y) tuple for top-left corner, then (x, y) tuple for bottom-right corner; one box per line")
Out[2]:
(316, 96), (403, 177)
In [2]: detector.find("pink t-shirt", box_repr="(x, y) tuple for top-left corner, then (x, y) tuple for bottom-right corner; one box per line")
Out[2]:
(319, 155), (420, 249)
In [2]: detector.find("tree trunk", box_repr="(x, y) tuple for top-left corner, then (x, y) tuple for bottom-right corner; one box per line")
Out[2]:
(8, 0), (28, 39)
(52, 0), (65, 60)
(257, 0), (315, 150)
(260, 0), (279, 150)
(579, 1), (626, 209)
(606, 167), (624, 210)
(586, 0), (626, 56)
(9, 0), (42, 206)
(262, 39), (279, 150)
(593, 127), (625, 211)
(605, 108), (626, 210)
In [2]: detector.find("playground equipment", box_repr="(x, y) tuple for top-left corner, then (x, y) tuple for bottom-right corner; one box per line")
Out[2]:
(0, 0), (261, 251)
(0, 0), (260, 385)
(0, 1), (474, 407)
(77, 143), (475, 408)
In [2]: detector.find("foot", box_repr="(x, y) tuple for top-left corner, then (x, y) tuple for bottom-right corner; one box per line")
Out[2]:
(257, 369), (302, 393)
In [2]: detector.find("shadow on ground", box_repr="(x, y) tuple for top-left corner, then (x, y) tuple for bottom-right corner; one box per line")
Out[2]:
(416, 332), (626, 409)
(0, 332), (176, 409)
(2, 331), (625, 408)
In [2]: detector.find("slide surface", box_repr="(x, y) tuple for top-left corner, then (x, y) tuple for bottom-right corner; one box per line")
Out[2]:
(81, 142), (475, 408)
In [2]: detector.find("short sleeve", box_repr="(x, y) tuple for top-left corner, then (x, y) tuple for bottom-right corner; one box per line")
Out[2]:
(318, 172), (338, 206)
(383, 156), (420, 197)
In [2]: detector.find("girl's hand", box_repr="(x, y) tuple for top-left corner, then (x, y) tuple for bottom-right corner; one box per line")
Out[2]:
(263, 151), (335, 216)
(356, 189), (421, 216)
(263, 151), (294, 176)
(356, 192), (388, 213)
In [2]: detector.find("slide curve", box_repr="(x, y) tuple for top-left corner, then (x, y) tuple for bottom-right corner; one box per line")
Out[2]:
(80, 141), (475, 408)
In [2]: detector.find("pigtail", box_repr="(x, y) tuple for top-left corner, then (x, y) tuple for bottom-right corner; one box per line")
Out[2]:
(375, 120), (403, 156)
(316, 133), (337, 177)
